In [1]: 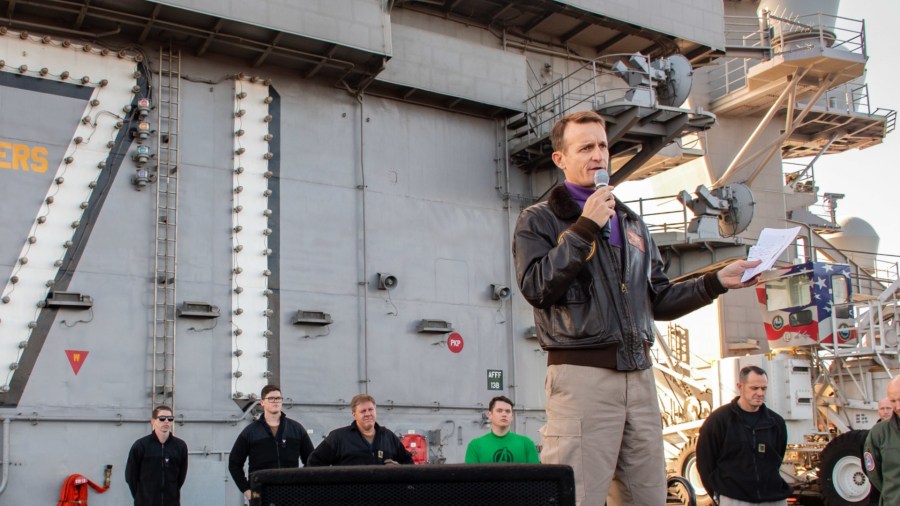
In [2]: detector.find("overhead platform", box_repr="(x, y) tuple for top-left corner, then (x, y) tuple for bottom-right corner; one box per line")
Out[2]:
(394, 0), (726, 67)
(508, 99), (715, 182)
(507, 52), (716, 183)
(711, 80), (896, 187)
(781, 103), (895, 159)
(709, 47), (866, 117)
(0, 0), (391, 92)
(0, 0), (728, 118)
(611, 139), (705, 182)
(707, 12), (897, 189)
(708, 12), (869, 117)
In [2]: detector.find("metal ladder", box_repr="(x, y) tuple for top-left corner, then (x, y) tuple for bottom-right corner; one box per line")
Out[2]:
(152, 47), (181, 411)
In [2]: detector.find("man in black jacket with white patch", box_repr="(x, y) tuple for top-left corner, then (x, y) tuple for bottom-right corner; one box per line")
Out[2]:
(228, 385), (315, 502)
(307, 393), (413, 466)
(125, 405), (188, 506)
(697, 365), (792, 505)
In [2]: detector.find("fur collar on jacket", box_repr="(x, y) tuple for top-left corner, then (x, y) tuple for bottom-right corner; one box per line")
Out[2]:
(547, 185), (582, 220)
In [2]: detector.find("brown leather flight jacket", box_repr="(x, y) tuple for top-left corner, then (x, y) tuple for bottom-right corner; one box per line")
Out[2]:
(513, 185), (726, 371)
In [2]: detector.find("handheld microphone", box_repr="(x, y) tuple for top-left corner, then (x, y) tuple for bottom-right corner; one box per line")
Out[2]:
(593, 170), (611, 240)
(593, 169), (609, 189)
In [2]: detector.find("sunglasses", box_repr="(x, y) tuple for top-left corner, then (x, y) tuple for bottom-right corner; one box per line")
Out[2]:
(156, 416), (175, 422)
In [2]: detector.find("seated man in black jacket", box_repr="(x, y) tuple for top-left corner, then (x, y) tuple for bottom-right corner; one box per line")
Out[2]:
(307, 394), (413, 466)
(228, 384), (315, 502)
(696, 365), (792, 505)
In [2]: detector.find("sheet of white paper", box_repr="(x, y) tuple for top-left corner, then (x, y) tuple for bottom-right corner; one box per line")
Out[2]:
(741, 227), (802, 282)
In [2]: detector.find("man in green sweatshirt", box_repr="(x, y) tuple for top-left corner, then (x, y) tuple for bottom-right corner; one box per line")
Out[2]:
(864, 376), (900, 506)
(465, 396), (539, 464)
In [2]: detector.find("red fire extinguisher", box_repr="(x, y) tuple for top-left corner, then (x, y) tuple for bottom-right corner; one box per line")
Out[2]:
(401, 433), (428, 464)
(56, 465), (112, 506)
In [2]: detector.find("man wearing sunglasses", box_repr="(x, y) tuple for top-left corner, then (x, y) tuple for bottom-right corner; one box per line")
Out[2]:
(229, 384), (315, 503)
(125, 405), (189, 505)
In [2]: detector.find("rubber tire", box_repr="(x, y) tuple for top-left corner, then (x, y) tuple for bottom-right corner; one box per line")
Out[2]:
(819, 429), (872, 506)
(668, 437), (713, 506)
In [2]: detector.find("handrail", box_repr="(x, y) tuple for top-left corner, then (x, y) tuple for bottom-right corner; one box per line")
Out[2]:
(710, 12), (866, 100)
(623, 192), (898, 289)
(767, 12), (866, 57)
(723, 15), (769, 49)
(873, 108), (898, 134)
(508, 53), (659, 149)
(798, 83), (896, 126)
(783, 160), (815, 193)
(622, 194), (690, 242)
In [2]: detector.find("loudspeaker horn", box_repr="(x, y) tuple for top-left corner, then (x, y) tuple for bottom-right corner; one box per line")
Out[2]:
(377, 273), (398, 290)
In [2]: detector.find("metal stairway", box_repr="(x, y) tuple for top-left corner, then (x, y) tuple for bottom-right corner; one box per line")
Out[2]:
(506, 53), (716, 182)
(811, 273), (900, 435)
(152, 47), (181, 411)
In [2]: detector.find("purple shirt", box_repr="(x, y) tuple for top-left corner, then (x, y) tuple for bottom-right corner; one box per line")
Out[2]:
(563, 181), (622, 248)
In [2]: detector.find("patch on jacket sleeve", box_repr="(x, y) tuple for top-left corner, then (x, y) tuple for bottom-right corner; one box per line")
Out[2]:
(626, 229), (645, 252)
(558, 231), (597, 261)
(864, 451), (876, 472)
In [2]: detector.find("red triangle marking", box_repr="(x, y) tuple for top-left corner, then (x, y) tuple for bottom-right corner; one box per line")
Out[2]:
(65, 350), (89, 376)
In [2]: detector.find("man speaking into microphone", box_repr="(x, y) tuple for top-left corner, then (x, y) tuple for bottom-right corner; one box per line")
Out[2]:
(512, 111), (759, 506)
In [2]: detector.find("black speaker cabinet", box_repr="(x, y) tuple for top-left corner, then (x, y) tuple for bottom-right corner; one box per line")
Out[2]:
(250, 464), (575, 505)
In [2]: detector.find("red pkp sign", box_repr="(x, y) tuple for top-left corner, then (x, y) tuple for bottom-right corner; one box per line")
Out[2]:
(447, 332), (464, 353)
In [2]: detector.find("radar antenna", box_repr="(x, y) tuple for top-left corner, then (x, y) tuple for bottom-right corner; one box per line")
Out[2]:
(678, 183), (756, 238)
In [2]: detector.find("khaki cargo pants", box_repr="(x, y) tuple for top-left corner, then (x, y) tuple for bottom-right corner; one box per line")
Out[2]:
(540, 365), (665, 506)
